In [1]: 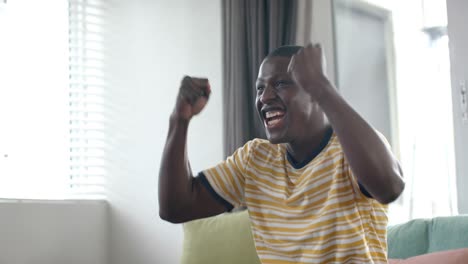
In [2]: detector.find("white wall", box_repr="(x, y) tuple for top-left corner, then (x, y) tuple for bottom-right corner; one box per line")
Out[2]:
(311, 0), (337, 83)
(0, 200), (108, 264)
(104, 0), (223, 263)
(333, 3), (393, 143)
(447, 0), (468, 214)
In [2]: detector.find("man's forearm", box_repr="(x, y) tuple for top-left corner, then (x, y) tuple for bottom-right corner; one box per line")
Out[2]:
(317, 84), (405, 204)
(158, 115), (193, 219)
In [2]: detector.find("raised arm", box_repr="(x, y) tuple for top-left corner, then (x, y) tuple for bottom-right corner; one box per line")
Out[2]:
(288, 44), (405, 204)
(158, 76), (226, 223)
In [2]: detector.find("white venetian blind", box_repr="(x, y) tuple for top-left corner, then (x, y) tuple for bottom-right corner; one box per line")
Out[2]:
(68, 0), (107, 198)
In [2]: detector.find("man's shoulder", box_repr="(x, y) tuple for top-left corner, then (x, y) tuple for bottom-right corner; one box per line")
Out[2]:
(248, 137), (270, 146)
(244, 138), (284, 157)
(247, 138), (277, 149)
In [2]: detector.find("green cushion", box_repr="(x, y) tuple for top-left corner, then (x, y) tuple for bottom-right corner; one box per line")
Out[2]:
(181, 210), (260, 264)
(387, 219), (430, 259)
(427, 215), (468, 253)
(387, 215), (468, 259)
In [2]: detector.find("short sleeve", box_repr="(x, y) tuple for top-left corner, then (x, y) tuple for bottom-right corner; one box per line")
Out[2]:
(344, 158), (374, 201)
(345, 160), (389, 216)
(201, 140), (254, 209)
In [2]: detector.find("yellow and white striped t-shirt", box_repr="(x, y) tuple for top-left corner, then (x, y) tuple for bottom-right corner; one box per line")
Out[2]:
(202, 133), (388, 264)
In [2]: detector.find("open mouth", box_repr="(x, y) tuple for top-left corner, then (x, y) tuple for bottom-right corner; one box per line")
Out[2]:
(263, 110), (285, 128)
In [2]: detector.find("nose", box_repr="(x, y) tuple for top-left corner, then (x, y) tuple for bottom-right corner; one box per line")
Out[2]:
(259, 85), (277, 104)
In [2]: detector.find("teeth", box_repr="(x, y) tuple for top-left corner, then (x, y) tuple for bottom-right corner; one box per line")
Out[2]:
(267, 119), (281, 126)
(265, 111), (283, 118)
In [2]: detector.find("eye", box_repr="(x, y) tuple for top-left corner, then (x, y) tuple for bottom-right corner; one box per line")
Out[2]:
(256, 85), (265, 91)
(275, 80), (291, 88)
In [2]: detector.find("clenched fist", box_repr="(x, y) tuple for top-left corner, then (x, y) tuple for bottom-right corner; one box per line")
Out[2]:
(287, 43), (332, 99)
(172, 76), (211, 121)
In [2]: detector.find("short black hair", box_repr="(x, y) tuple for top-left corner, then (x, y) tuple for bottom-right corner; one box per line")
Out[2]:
(263, 44), (329, 78)
(265, 45), (303, 59)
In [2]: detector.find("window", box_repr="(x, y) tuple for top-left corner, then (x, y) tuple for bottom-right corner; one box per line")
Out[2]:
(333, 0), (457, 224)
(68, 0), (107, 198)
(387, 0), (457, 223)
(0, 0), (106, 199)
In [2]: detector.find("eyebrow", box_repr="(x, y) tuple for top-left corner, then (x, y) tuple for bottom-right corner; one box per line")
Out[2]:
(255, 78), (266, 86)
(256, 74), (290, 83)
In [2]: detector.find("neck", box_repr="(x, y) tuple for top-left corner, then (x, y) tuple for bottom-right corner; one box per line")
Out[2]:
(286, 125), (332, 164)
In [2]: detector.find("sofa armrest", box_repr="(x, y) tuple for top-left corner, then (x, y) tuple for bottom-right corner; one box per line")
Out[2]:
(181, 210), (260, 264)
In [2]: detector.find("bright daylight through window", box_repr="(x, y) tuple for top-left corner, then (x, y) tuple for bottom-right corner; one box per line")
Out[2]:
(352, 0), (457, 224)
(0, 0), (106, 199)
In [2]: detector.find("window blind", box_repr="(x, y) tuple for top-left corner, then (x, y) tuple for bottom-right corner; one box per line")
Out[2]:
(68, 0), (107, 198)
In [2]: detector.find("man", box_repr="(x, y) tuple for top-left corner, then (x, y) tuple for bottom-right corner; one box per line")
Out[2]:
(159, 43), (405, 263)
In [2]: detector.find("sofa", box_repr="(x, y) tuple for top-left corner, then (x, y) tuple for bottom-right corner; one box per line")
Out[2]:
(181, 210), (468, 263)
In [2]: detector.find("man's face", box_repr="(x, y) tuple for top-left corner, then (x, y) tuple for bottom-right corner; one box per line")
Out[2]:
(255, 56), (319, 144)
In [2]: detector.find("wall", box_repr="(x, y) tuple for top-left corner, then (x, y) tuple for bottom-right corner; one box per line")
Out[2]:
(447, 0), (468, 214)
(311, 0), (337, 83)
(0, 200), (108, 264)
(104, 0), (223, 263)
(333, 1), (397, 148)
